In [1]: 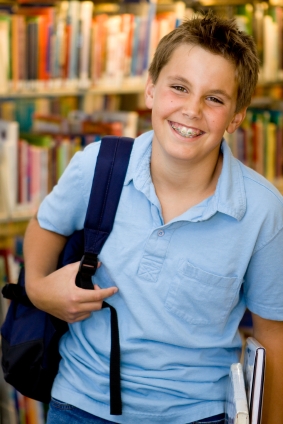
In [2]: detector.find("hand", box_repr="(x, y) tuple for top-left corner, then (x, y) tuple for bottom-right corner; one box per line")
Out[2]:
(26, 262), (118, 323)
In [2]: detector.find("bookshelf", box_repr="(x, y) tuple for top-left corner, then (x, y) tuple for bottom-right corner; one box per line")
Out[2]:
(1, 0), (283, 422)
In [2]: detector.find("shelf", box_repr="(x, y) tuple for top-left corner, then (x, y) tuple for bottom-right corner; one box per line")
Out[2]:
(0, 80), (146, 99)
(3, 79), (283, 100)
(0, 206), (36, 227)
(0, 220), (29, 238)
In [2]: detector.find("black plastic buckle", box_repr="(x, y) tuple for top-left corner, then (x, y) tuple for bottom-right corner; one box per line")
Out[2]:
(78, 253), (98, 278)
(76, 253), (98, 290)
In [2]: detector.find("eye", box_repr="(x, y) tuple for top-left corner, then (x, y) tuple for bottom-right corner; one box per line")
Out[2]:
(172, 85), (187, 93)
(207, 96), (223, 104)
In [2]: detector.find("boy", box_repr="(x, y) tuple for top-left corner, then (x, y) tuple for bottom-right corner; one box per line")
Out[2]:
(24, 12), (283, 424)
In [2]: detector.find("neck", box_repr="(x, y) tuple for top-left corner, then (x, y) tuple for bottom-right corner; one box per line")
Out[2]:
(150, 142), (223, 223)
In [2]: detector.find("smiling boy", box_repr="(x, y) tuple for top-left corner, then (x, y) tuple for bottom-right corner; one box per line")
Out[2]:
(24, 13), (283, 424)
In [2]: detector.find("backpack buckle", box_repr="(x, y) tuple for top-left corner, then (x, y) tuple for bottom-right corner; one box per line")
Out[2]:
(79, 253), (98, 277)
(76, 253), (98, 290)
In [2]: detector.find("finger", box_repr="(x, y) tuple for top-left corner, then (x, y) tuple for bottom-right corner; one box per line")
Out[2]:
(93, 286), (118, 300)
(80, 286), (118, 302)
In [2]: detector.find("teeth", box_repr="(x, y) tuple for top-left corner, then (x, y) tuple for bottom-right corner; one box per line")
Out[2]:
(171, 123), (201, 138)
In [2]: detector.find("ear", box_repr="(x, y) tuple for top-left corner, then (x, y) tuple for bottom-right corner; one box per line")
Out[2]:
(144, 75), (155, 110)
(226, 107), (247, 134)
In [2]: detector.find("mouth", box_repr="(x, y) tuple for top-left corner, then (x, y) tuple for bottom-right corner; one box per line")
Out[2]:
(169, 121), (205, 138)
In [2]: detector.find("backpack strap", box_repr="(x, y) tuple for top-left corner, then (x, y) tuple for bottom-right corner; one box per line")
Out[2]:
(76, 136), (134, 415)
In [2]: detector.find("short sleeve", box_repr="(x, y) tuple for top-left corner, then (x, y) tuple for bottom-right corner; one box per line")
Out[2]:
(244, 227), (283, 320)
(37, 142), (100, 236)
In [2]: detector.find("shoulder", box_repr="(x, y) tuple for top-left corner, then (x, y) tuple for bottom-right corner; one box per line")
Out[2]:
(239, 161), (283, 209)
(237, 161), (283, 249)
(75, 140), (101, 175)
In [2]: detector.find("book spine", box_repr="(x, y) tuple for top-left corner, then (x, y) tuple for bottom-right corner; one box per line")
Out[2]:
(78, 1), (93, 83)
(67, 0), (81, 80)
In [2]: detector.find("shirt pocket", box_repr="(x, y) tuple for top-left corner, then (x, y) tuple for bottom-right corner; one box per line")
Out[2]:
(165, 260), (241, 325)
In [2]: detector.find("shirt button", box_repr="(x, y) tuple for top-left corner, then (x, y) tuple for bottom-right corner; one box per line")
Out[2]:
(157, 230), (165, 237)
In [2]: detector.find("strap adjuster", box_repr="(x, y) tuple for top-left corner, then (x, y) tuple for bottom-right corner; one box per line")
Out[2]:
(76, 253), (98, 290)
(78, 253), (98, 277)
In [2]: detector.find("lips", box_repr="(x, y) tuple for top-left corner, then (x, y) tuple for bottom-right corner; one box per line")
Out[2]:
(169, 121), (204, 138)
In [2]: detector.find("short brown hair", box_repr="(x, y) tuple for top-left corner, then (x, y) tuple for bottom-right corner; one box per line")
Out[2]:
(148, 12), (260, 112)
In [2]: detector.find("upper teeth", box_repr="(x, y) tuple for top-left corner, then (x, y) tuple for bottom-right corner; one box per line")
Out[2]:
(171, 123), (199, 137)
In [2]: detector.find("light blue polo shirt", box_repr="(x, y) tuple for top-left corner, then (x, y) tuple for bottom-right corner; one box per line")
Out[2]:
(38, 130), (283, 423)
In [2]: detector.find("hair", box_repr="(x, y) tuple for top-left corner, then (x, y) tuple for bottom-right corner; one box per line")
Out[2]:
(148, 12), (260, 112)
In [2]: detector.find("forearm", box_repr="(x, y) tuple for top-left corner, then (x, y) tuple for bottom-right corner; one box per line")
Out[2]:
(23, 216), (67, 302)
(252, 313), (283, 424)
(22, 216), (117, 322)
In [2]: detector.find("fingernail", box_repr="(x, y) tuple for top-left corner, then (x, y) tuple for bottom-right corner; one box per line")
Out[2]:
(113, 288), (118, 294)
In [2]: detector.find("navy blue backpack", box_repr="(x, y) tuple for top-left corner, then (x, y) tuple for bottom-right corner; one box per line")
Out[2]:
(1, 136), (134, 415)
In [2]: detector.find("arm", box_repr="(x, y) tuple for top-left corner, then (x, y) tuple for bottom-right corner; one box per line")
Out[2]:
(251, 312), (283, 424)
(24, 216), (118, 323)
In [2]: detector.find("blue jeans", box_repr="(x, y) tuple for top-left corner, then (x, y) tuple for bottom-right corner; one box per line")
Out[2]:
(46, 398), (225, 424)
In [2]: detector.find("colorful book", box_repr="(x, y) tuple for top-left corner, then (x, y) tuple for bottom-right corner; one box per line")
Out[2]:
(90, 13), (108, 83)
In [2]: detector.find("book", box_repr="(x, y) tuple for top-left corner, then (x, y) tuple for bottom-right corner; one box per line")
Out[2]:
(90, 13), (108, 83)
(225, 363), (249, 424)
(91, 110), (138, 138)
(0, 120), (19, 219)
(105, 15), (125, 84)
(262, 14), (278, 82)
(265, 121), (277, 182)
(26, 16), (39, 81)
(243, 337), (266, 424)
(0, 15), (10, 94)
(270, 110), (283, 178)
(121, 13), (135, 77)
(251, 113), (264, 176)
(67, 0), (81, 80)
(78, 1), (93, 84)
(0, 248), (20, 285)
(51, 0), (69, 80)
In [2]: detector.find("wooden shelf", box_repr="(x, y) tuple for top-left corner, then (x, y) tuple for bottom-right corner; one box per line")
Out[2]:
(0, 220), (29, 239)
(0, 80), (146, 99)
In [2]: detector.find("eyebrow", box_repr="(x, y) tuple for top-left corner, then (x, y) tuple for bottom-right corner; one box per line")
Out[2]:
(167, 75), (232, 100)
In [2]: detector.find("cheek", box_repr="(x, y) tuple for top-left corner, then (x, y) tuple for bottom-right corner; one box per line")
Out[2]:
(208, 110), (232, 131)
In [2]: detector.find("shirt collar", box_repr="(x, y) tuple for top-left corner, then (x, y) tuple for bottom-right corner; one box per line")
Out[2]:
(215, 139), (246, 221)
(124, 130), (153, 189)
(124, 132), (247, 222)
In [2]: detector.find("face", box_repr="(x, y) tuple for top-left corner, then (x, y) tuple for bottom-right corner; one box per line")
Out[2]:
(145, 44), (246, 166)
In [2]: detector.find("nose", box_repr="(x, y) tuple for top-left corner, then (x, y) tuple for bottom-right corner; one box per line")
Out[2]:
(182, 95), (202, 119)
